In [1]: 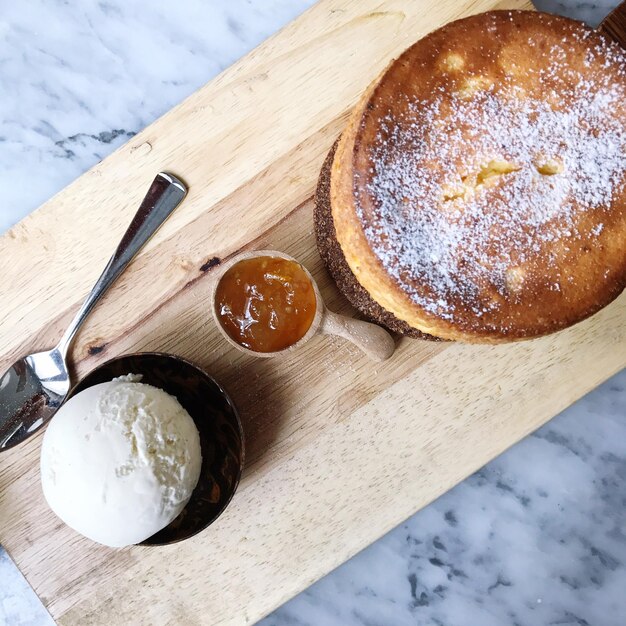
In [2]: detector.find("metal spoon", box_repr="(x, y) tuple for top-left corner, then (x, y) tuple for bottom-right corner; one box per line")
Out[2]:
(0, 172), (187, 451)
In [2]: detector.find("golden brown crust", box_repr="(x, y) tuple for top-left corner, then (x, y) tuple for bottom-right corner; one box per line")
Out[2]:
(329, 10), (626, 343)
(315, 141), (438, 339)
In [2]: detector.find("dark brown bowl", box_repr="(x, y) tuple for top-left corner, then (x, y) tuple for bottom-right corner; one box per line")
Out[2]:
(68, 352), (244, 546)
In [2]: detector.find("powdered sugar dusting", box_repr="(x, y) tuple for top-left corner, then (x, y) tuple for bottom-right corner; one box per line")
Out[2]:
(361, 32), (626, 328)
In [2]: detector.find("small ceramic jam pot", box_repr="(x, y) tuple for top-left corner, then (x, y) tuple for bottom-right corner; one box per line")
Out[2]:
(210, 250), (395, 362)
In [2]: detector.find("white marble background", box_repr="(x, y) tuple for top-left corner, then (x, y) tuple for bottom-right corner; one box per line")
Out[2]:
(0, 1), (624, 625)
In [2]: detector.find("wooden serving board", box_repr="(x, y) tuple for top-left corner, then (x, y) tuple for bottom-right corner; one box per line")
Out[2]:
(1, 0), (624, 624)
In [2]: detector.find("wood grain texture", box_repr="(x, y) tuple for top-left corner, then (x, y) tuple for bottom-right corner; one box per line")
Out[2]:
(2, 1), (624, 625)
(599, 0), (626, 46)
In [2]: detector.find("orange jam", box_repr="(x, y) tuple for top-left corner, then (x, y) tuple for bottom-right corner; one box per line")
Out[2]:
(215, 256), (317, 353)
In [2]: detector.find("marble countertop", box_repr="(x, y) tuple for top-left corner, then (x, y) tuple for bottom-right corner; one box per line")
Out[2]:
(0, 1), (624, 625)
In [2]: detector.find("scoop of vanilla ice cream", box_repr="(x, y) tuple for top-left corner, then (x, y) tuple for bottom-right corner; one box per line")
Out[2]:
(40, 379), (202, 547)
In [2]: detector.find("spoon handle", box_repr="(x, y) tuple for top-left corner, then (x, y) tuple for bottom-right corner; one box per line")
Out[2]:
(320, 309), (395, 362)
(56, 172), (187, 357)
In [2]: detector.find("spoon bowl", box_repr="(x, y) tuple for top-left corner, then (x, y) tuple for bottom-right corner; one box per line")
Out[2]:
(0, 349), (69, 449)
(0, 172), (188, 451)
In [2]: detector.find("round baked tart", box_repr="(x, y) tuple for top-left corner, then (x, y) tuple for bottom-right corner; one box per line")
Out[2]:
(315, 10), (626, 343)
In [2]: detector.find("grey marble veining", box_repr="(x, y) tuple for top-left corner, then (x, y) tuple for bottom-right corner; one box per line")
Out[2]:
(260, 370), (626, 626)
(0, 0), (316, 234)
(535, 0), (619, 24)
(0, 1), (624, 625)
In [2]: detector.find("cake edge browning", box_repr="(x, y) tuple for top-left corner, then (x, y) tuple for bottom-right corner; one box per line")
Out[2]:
(330, 37), (465, 341)
(314, 141), (438, 340)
